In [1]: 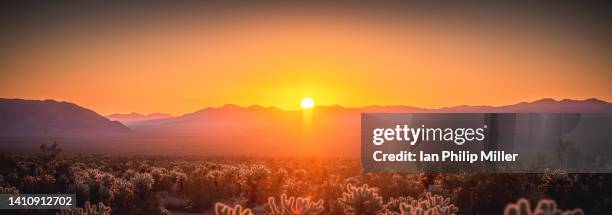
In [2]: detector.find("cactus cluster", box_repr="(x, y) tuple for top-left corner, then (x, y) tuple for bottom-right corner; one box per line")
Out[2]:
(384, 196), (414, 214)
(1, 143), (609, 214)
(504, 198), (584, 215)
(266, 194), (325, 215)
(398, 193), (459, 215)
(339, 184), (384, 214)
(214, 202), (254, 215)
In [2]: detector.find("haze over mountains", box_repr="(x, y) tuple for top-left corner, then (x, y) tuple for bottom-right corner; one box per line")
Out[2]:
(107, 112), (172, 124)
(124, 98), (612, 132)
(2, 97), (612, 136)
(0, 98), (610, 156)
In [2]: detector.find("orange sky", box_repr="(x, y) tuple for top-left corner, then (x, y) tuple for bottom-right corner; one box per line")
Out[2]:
(1, 6), (611, 115)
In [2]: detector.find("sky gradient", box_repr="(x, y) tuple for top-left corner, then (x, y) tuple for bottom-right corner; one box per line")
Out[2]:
(1, 2), (611, 115)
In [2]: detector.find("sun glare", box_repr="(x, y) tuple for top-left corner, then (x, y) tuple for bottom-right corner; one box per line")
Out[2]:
(301, 97), (314, 109)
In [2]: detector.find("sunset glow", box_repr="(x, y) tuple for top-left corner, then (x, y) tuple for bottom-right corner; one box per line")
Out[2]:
(301, 98), (314, 109)
(0, 4), (610, 115)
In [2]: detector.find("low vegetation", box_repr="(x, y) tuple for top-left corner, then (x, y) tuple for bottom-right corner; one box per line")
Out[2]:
(0, 143), (608, 214)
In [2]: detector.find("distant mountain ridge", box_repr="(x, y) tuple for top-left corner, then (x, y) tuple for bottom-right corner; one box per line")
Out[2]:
(0, 99), (130, 136)
(434, 98), (612, 113)
(107, 112), (172, 124)
(142, 98), (612, 120)
(127, 98), (612, 132)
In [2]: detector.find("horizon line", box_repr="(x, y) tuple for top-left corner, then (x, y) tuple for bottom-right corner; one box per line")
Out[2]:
(2, 97), (603, 116)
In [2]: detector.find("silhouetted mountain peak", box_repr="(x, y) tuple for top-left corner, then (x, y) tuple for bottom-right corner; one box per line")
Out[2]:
(0, 98), (130, 136)
(531, 98), (557, 104)
(220, 104), (241, 109)
(584, 98), (608, 104)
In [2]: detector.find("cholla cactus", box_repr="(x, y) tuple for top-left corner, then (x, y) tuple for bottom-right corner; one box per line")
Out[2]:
(399, 192), (459, 215)
(130, 172), (164, 214)
(316, 175), (345, 214)
(240, 164), (271, 182)
(504, 198), (584, 215)
(240, 164), (270, 206)
(69, 169), (117, 205)
(98, 173), (115, 204)
(114, 178), (133, 198)
(338, 183), (384, 215)
(266, 194), (325, 215)
(214, 202), (254, 215)
(57, 201), (111, 215)
(385, 196), (414, 214)
(113, 178), (134, 210)
(131, 172), (154, 194)
(282, 178), (309, 197)
(150, 167), (174, 192)
(169, 170), (187, 193)
(318, 175), (344, 200)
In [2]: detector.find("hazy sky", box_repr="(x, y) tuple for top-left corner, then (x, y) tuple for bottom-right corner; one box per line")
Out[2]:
(1, 2), (611, 115)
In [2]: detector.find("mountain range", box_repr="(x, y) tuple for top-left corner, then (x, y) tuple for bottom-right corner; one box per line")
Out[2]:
(2, 98), (612, 136)
(0, 98), (611, 156)
(124, 98), (612, 130)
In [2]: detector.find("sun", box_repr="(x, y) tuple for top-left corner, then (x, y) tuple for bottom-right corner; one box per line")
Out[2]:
(301, 97), (314, 109)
